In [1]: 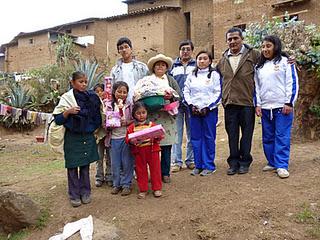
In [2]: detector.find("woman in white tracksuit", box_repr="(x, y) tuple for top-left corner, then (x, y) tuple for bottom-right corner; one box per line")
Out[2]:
(184, 50), (222, 176)
(254, 35), (299, 179)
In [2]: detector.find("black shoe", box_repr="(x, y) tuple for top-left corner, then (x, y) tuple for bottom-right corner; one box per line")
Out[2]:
(227, 168), (238, 175)
(238, 166), (249, 174)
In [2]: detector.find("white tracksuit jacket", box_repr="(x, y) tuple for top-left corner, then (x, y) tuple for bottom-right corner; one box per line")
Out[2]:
(254, 56), (299, 109)
(184, 68), (222, 110)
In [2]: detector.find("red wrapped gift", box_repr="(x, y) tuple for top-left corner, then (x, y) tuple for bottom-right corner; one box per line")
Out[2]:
(128, 124), (165, 144)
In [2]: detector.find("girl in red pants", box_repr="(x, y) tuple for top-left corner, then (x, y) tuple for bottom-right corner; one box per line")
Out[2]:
(126, 102), (163, 199)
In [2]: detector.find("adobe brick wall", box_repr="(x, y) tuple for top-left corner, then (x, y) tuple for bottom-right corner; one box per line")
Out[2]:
(163, 10), (187, 58)
(106, 12), (165, 67)
(4, 23), (96, 73)
(272, 0), (320, 25)
(3, 0), (319, 73)
(17, 34), (56, 72)
(184, 0), (213, 55)
(128, 0), (182, 12)
(212, 0), (320, 58)
(92, 21), (109, 69)
(0, 57), (4, 72)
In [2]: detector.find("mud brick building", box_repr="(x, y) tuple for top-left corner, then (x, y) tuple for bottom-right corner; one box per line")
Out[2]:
(0, 0), (318, 73)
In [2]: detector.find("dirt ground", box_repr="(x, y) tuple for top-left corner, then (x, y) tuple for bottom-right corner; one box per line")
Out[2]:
(0, 109), (320, 240)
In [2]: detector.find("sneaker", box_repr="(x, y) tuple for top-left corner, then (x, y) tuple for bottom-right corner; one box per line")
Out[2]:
(187, 163), (195, 170)
(162, 176), (171, 183)
(153, 190), (162, 198)
(121, 187), (131, 196)
(277, 168), (290, 178)
(81, 195), (91, 204)
(190, 168), (202, 176)
(171, 165), (182, 173)
(95, 180), (103, 187)
(200, 169), (215, 176)
(111, 187), (122, 195)
(137, 192), (147, 199)
(70, 199), (81, 208)
(262, 165), (276, 172)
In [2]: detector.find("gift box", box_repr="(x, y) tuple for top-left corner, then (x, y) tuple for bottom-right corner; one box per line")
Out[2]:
(163, 101), (179, 115)
(128, 124), (165, 144)
(106, 111), (121, 128)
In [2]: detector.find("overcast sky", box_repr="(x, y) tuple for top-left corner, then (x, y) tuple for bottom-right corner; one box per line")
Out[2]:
(0, 0), (127, 45)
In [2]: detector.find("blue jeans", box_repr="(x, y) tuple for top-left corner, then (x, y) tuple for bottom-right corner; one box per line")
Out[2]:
(261, 108), (293, 170)
(172, 106), (194, 166)
(110, 138), (134, 188)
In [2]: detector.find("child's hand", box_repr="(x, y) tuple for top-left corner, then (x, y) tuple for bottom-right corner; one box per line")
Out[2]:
(120, 118), (126, 126)
(164, 91), (173, 100)
(191, 106), (200, 116)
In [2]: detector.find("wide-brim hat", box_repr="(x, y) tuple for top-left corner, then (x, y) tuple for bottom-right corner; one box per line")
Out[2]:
(147, 54), (173, 73)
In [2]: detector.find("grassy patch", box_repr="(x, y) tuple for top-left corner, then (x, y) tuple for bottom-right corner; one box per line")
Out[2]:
(307, 225), (320, 239)
(0, 230), (29, 240)
(35, 209), (50, 230)
(297, 204), (315, 223)
(296, 203), (320, 239)
(0, 151), (63, 183)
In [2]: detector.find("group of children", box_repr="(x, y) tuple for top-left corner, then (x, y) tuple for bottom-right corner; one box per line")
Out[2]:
(52, 34), (298, 207)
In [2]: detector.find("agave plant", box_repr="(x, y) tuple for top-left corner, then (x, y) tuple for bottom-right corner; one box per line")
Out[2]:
(5, 81), (33, 108)
(74, 59), (105, 90)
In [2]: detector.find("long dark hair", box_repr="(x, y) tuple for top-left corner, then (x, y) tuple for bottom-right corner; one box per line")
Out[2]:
(256, 35), (289, 69)
(193, 50), (214, 78)
(132, 101), (148, 121)
(111, 81), (129, 108)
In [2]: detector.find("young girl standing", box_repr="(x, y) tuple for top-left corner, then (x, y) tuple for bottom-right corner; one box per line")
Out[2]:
(255, 35), (299, 178)
(183, 51), (222, 176)
(53, 71), (102, 207)
(106, 81), (134, 195)
(126, 102), (163, 199)
(93, 83), (112, 187)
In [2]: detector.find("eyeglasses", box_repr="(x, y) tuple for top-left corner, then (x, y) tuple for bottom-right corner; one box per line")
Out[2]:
(118, 45), (130, 51)
(180, 47), (192, 52)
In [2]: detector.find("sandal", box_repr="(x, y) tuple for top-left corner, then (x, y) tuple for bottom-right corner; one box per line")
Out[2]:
(153, 190), (162, 198)
(137, 192), (147, 199)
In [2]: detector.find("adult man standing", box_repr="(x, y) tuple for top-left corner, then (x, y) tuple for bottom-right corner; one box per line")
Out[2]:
(111, 37), (149, 102)
(217, 27), (260, 175)
(170, 40), (196, 172)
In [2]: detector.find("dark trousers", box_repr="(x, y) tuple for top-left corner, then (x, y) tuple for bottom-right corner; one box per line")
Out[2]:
(67, 165), (91, 200)
(224, 105), (255, 169)
(160, 145), (172, 177)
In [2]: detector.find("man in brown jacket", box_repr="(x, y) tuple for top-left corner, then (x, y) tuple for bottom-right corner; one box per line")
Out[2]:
(217, 27), (260, 175)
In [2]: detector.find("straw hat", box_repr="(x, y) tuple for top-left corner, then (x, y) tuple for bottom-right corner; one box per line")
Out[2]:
(147, 54), (173, 73)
